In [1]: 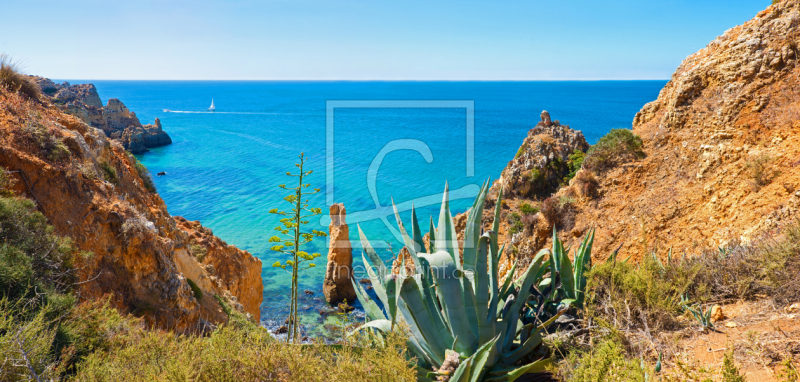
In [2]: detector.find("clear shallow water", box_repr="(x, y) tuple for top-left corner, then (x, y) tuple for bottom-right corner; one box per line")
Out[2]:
(81, 80), (665, 331)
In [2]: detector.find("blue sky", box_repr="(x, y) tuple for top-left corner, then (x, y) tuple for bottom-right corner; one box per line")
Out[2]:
(1, 0), (770, 80)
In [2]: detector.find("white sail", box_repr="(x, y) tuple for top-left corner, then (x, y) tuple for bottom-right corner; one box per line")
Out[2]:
(209, 99), (215, 111)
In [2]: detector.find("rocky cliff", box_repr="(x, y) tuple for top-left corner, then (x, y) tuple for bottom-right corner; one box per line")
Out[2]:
(0, 85), (261, 332)
(500, 0), (800, 264)
(32, 77), (172, 154)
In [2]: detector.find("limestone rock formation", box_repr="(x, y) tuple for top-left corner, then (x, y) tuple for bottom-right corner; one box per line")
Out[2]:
(490, 111), (589, 200)
(323, 203), (356, 305)
(174, 217), (263, 319)
(0, 86), (260, 332)
(31, 76), (172, 153)
(504, 1), (800, 263)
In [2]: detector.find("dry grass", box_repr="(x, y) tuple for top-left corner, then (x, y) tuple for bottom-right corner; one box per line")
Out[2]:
(745, 154), (780, 191)
(73, 323), (416, 382)
(0, 54), (42, 102)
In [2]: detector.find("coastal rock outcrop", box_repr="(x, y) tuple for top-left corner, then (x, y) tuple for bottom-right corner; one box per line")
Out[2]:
(500, 0), (800, 264)
(490, 111), (589, 200)
(323, 203), (356, 305)
(31, 76), (172, 153)
(0, 85), (260, 331)
(174, 217), (263, 319)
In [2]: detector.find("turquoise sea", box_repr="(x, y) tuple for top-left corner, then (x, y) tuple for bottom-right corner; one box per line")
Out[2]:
(81, 81), (665, 331)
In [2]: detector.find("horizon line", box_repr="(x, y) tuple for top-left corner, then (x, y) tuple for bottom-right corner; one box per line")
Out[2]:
(50, 78), (671, 82)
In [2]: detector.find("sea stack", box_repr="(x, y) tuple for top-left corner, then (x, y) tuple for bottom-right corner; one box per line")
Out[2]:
(323, 203), (356, 305)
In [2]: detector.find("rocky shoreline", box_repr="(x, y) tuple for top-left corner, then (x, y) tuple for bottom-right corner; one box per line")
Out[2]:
(31, 76), (172, 154)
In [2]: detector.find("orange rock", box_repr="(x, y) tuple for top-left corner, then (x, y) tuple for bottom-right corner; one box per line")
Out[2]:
(0, 85), (260, 333)
(711, 305), (726, 322)
(488, 1), (800, 264)
(391, 246), (416, 277)
(323, 203), (356, 305)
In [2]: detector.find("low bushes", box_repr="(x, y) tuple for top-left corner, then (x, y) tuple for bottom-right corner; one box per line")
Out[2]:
(564, 149), (586, 183)
(99, 161), (118, 185)
(745, 154), (779, 190)
(573, 170), (599, 198)
(541, 195), (577, 230)
(21, 121), (71, 162)
(0, 178), (416, 381)
(583, 129), (644, 173)
(74, 323), (415, 382)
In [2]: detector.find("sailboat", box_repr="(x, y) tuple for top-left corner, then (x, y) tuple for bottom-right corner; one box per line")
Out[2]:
(208, 99), (215, 112)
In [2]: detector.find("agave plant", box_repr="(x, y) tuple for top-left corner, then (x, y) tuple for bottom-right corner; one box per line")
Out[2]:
(351, 180), (592, 382)
(684, 303), (716, 331)
(522, 227), (594, 326)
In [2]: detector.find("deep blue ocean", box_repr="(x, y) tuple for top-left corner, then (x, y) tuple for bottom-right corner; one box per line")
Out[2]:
(82, 81), (665, 331)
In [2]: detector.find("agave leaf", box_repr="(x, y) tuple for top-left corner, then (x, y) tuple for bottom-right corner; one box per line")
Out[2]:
(358, 224), (387, 275)
(391, 199), (421, 265)
(351, 277), (387, 321)
(461, 275), (481, 351)
(437, 182), (459, 264)
(559, 240), (576, 301)
(421, 250), (476, 354)
(397, 270), (452, 362)
(428, 216), (437, 253)
(385, 274), (400, 329)
(396, 298), (446, 367)
(450, 357), (474, 382)
(463, 180), (490, 275)
(572, 229), (594, 307)
(467, 335), (502, 382)
(501, 308), (566, 364)
(501, 253), (546, 352)
(484, 359), (552, 382)
(550, 228), (562, 301)
(417, 367), (437, 382)
(417, 256), (452, 334)
(493, 258), (517, 323)
(411, 205), (426, 254)
(492, 187), (503, 236)
(475, 234), (491, 328)
(360, 252), (389, 307)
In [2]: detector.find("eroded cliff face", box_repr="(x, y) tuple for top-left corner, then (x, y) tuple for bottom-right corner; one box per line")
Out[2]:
(503, 1), (800, 263)
(31, 77), (172, 154)
(0, 86), (261, 331)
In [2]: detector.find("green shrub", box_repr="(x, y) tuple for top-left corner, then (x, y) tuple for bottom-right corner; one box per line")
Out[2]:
(722, 349), (746, 382)
(186, 278), (203, 301)
(0, 195), (75, 307)
(583, 129), (644, 173)
(522, 158), (568, 197)
(587, 253), (701, 332)
(520, 202), (539, 216)
(190, 243), (207, 262)
(564, 149), (586, 183)
(99, 161), (118, 185)
(554, 337), (649, 382)
(508, 212), (525, 235)
(74, 321), (415, 381)
(0, 54), (43, 101)
(515, 144), (526, 159)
